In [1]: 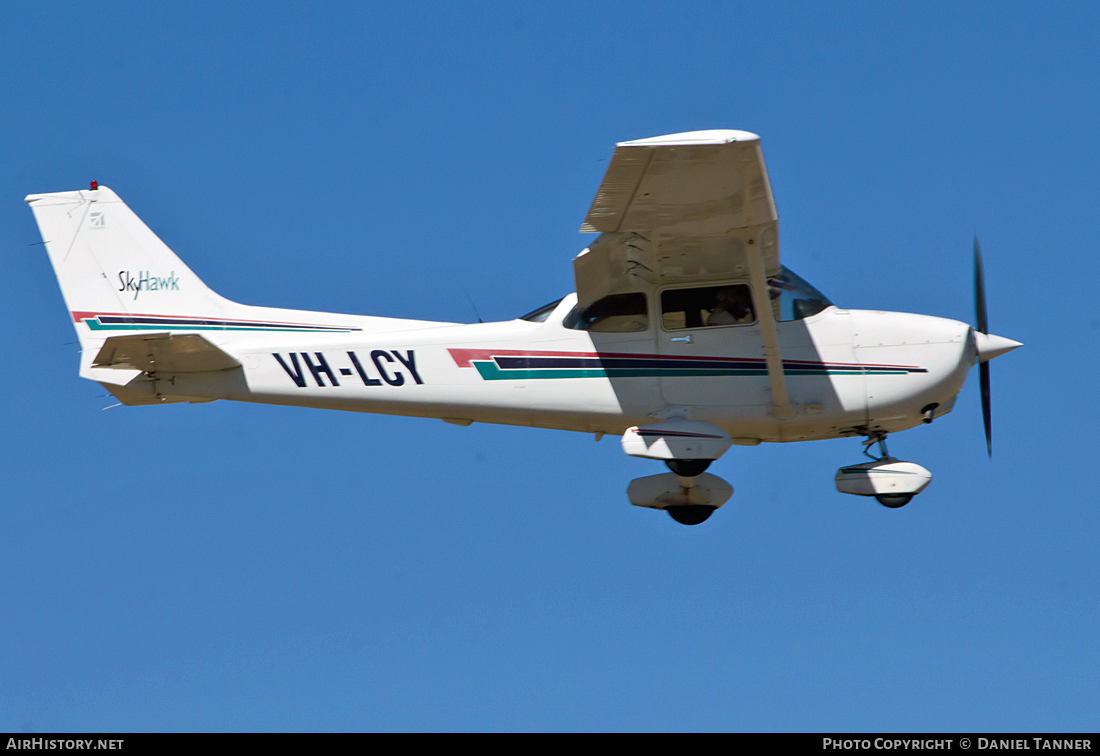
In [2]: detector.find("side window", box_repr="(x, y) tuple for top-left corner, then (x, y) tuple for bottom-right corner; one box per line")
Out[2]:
(661, 284), (755, 330)
(563, 292), (648, 332)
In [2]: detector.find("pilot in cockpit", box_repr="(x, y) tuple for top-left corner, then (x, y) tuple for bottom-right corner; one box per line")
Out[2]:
(706, 286), (754, 326)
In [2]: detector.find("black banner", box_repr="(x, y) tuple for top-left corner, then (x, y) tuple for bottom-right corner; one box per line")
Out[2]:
(0, 733), (1096, 743)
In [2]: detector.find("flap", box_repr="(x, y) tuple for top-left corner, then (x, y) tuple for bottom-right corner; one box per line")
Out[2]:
(92, 333), (241, 373)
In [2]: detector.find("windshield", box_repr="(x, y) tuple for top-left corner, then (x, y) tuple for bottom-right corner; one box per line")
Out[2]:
(768, 267), (833, 321)
(518, 298), (564, 323)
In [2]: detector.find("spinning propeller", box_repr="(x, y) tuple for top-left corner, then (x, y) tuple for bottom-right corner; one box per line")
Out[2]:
(972, 236), (1022, 458)
(974, 237), (993, 457)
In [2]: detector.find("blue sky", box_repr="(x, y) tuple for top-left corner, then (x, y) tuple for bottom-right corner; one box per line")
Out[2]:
(1, 1), (1097, 732)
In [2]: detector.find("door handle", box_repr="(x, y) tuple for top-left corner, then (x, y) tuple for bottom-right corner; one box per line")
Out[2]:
(670, 335), (693, 343)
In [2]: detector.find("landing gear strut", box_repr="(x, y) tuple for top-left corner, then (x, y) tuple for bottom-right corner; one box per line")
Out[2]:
(663, 458), (715, 522)
(622, 421), (732, 524)
(861, 431), (893, 462)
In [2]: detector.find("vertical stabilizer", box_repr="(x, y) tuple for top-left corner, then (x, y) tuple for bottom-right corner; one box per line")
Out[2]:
(26, 185), (236, 330)
(26, 184), (251, 388)
(26, 184), (427, 394)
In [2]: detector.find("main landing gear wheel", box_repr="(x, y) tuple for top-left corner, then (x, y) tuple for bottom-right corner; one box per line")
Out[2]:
(665, 458), (711, 477)
(666, 505), (716, 525)
(875, 493), (913, 508)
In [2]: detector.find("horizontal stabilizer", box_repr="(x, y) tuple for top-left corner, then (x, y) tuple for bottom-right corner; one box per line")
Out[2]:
(100, 380), (190, 407)
(92, 333), (241, 373)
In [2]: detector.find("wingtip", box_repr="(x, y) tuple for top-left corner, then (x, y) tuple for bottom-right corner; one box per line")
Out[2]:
(617, 129), (760, 147)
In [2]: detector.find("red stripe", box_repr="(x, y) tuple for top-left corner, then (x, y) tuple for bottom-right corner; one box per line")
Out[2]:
(71, 311), (353, 329)
(449, 348), (597, 367)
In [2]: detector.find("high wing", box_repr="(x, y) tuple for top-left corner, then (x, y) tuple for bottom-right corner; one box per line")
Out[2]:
(575, 129), (779, 307)
(575, 129), (793, 416)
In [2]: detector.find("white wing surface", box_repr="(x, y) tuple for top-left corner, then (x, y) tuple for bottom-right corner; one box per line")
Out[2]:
(581, 129), (777, 237)
(575, 130), (780, 307)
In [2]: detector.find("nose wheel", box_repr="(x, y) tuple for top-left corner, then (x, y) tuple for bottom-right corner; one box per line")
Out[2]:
(875, 493), (913, 508)
(863, 434), (914, 507)
(834, 432), (932, 508)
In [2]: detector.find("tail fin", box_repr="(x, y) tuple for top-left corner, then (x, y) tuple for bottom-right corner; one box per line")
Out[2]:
(28, 184), (400, 397)
(26, 184), (260, 393)
(25, 185), (237, 333)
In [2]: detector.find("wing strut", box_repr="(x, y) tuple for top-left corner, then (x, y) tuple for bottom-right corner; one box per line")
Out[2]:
(745, 242), (793, 419)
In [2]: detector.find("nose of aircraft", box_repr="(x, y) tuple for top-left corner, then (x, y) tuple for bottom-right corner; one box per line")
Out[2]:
(974, 332), (1023, 363)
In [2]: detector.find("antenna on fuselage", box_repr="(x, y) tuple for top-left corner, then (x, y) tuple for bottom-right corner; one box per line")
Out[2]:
(464, 290), (484, 324)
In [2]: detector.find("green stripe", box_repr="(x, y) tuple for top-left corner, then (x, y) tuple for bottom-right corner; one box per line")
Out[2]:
(472, 362), (909, 381)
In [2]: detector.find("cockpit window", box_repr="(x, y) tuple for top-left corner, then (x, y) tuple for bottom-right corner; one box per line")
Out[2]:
(519, 298), (564, 323)
(563, 292), (648, 332)
(768, 267), (833, 321)
(661, 284), (755, 330)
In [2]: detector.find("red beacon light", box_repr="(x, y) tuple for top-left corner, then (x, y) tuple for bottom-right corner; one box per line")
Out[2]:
(90, 180), (98, 190)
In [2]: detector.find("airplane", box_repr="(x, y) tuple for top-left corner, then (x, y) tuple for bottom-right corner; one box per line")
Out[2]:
(25, 130), (1021, 525)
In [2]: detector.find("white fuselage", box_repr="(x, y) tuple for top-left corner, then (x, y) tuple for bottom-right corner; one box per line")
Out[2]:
(143, 296), (975, 444)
